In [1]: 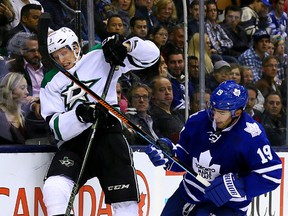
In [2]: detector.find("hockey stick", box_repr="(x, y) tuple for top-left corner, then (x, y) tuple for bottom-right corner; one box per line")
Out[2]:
(38, 13), (210, 188)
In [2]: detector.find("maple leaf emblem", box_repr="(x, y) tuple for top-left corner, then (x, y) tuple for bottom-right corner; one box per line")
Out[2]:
(233, 88), (241, 97)
(193, 150), (220, 181)
(244, 122), (262, 137)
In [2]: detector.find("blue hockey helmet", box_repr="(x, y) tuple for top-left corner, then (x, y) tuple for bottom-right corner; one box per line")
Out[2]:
(208, 80), (248, 117)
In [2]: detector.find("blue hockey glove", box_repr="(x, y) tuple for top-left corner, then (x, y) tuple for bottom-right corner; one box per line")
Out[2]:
(145, 138), (177, 168)
(102, 34), (127, 67)
(76, 103), (108, 123)
(204, 173), (246, 207)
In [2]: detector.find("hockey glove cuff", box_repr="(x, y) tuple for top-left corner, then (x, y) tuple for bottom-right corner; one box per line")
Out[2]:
(76, 103), (108, 123)
(102, 34), (127, 67)
(145, 144), (169, 167)
(204, 173), (246, 207)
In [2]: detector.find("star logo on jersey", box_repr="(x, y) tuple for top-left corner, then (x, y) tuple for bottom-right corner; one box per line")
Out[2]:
(59, 156), (74, 167)
(61, 78), (100, 110)
(193, 150), (220, 181)
(244, 122), (262, 137)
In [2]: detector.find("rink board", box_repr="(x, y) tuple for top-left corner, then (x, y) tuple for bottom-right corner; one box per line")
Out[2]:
(0, 145), (287, 216)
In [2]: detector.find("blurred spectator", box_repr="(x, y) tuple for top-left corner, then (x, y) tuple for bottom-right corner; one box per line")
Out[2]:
(220, 5), (250, 58)
(0, 72), (30, 144)
(267, 41), (275, 55)
(111, 0), (136, 37)
(39, 0), (89, 40)
(149, 76), (184, 143)
(188, 55), (200, 88)
(10, 0), (42, 28)
(125, 82), (159, 145)
(205, 0), (236, 63)
(153, 0), (178, 31)
(161, 23), (184, 59)
(187, 0), (206, 40)
(116, 80), (128, 113)
(3, 4), (42, 49)
(190, 88), (211, 115)
(106, 14), (125, 36)
(255, 55), (282, 98)
(188, 32), (214, 74)
(207, 60), (231, 91)
(128, 16), (148, 39)
(166, 49), (194, 117)
(229, 63), (242, 83)
(268, 0), (288, 39)
(238, 29), (270, 82)
(260, 91), (287, 146)
(0, 1), (15, 54)
(6, 32), (50, 141)
(245, 84), (262, 121)
(135, 0), (158, 30)
(240, 0), (271, 42)
(271, 34), (288, 84)
(148, 24), (168, 50)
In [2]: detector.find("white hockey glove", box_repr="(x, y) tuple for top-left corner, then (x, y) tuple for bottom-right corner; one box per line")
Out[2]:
(204, 173), (246, 207)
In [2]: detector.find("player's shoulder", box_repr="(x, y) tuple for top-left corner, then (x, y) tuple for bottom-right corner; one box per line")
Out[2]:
(41, 68), (59, 88)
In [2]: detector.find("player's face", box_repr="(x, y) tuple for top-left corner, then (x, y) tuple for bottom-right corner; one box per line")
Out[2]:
(12, 78), (29, 104)
(212, 108), (233, 129)
(167, 54), (184, 78)
(132, 20), (148, 38)
(51, 47), (78, 70)
(131, 87), (150, 113)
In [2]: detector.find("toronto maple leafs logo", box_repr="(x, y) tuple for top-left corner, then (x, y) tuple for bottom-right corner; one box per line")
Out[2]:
(244, 122), (262, 137)
(61, 78), (100, 110)
(233, 88), (241, 97)
(193, 151), (220, 181)
(59, 156), (74, 167)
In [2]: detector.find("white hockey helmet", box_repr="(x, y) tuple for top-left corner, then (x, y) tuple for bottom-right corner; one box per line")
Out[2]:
(47, 27), (79, 54)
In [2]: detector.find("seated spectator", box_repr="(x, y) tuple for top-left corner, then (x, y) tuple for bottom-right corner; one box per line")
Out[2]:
(0, 72), (32, 144)
(153, 0), (178, 32)
(3, 4), (42, 48)
(188, 55), (200, 88)
(116, 80), (128, 113)
(229, 63), (242, 84)
(240, 0), (271, 42)
(254, 55), (281, 98)
(125, 83), (159, 145)
(190, 88), (211, 115)
(148, 25), (168, 51)
(245, 84), (262, 122)
(267, 41), (275, 55)
(188, 33), (214, 74)
(187, 0), (206, 40)
(238, 29), (270, 82)
(135, 0), (158, 31)
(128, 16), (148, 39)
(149, 76), (185, 143)
(260, 91), (287, 146)
(220, 5), (250, 58)
(268, 0), (288, 39)
(271, 34), (288, 84)
(166, 49), (194, 117)
(207, 60), (231, 91)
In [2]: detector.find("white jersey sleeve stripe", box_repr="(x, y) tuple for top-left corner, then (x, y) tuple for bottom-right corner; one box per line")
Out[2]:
(252, 164), (282, 174)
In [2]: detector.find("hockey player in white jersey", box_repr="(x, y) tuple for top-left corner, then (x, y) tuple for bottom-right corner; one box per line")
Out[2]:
(146, 80), (282, 215)
(40, 27), (159, 216)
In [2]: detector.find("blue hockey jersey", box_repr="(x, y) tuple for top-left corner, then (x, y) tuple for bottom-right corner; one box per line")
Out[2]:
(170, 110), (282, 213)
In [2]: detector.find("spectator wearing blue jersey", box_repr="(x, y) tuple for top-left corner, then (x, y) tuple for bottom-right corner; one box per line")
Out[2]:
(238, 29), (270, 82)
(145, 80), (282, 215)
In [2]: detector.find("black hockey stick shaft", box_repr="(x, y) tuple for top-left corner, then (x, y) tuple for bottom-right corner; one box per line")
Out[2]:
(38, 13), (210, 188)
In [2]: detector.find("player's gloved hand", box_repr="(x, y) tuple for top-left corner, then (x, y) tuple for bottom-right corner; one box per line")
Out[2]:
(76, 103), (108, 123)
(102, 34), (127, 67)
(145, 138), (177, 168)
(204, 173), (246, 207)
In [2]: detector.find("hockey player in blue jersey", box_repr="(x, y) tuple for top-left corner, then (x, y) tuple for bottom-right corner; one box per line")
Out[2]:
(146, 80), (282, 215)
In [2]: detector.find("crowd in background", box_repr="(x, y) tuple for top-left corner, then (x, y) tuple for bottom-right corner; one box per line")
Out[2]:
(0, 0), (287, 146)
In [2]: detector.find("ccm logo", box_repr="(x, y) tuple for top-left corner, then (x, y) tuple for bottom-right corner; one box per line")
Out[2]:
(107, 184), (130, 191)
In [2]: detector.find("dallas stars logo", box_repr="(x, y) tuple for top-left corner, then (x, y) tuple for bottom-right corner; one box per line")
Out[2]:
(61, 78), (100, 110)
(59, 156), (74, 167)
